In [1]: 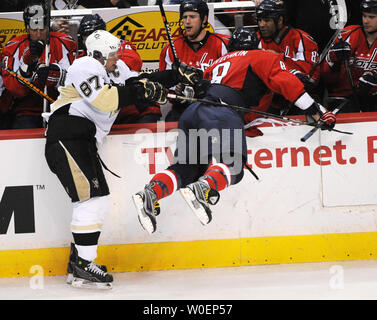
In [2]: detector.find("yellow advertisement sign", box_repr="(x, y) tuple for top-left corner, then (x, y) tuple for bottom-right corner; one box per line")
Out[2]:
(106, 11), (214, 62)
(0, 19), (26, 54)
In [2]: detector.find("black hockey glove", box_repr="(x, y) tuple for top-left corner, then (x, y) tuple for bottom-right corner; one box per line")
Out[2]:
(19, 40), (45, 79)
(172, 60), (203, 86)
(327, 40), (351, 66)
(23, 40), (44, 65)
(358, 70), (377, 95)
(193, 79), (211, 98)
(134, 79), (168, 105)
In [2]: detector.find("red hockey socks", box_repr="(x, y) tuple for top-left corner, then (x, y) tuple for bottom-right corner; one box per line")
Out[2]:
(149, 170), (178, 200)
(202, 163), (232, 192)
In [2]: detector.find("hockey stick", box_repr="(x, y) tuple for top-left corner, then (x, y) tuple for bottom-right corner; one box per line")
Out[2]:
(344, 55), (362, 110)
(0, 61), (55, 103)
(167, 93), (353, 137)
(300, 99), (347, 142)
(308, 0), (347, 79)
(157, 0), (179, 62)
(330, 0), (361, 109)
(42, 0), (52, 127)
(168, 93), (308, 125)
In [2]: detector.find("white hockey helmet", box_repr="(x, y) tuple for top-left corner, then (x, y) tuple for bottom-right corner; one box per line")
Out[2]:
(85, 29), (121, 61)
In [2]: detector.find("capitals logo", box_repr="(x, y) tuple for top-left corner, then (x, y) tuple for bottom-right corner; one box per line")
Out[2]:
(352, 48), (377, 71)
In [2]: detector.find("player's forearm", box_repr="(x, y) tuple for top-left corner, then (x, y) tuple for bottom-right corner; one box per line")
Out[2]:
(138, 70), (178, 89)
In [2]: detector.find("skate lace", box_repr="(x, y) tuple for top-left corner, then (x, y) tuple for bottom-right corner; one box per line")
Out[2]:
(87, 262), (107, 276)
(200, 179), (220, 205)
(153, 201), (160, 216)
(204, 189), (210, 204)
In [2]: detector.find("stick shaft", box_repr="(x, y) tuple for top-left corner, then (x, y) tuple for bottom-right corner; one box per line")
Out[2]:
(157, 0), (178, 61)
(167, 93), (307, 125)
(43, 0), (52, 126)
(0, 61), (55, 103)
(308, 0), (347, 79)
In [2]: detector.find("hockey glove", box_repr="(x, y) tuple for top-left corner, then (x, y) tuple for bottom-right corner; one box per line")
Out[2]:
(19, 40), (45, 79)
(358, 70), (377, 95)
(23, 40), (45, 65)
(327, 40), (351, 66)
(34, 63), (66, 88)
(172, 60), (203, 86)
(134, 79), (168, 105)
(193, 79), (211, 98)
(306, 102), (336, 131)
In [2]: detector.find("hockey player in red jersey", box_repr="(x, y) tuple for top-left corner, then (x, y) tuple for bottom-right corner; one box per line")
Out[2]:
(1, 0), (76, 129)
(132, 28), (337, 235)
(0, 74), (13, 129)
(159, 0), (229, 121)
(256, 0), (319, 81)
(321, 0), (377, 113)
(76, 14), (161, 123)
(255, 0), (320, 115)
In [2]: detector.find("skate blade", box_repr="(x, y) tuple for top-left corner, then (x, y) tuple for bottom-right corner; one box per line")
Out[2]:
(179, 188), (211, 225)
(132, 194), (156, 234)
(71, 278), (112, 290)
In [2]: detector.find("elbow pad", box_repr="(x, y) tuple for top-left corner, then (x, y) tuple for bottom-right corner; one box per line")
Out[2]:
(114, 83), (139, 108)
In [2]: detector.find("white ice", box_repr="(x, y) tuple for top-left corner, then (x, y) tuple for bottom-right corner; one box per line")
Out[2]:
(1, 260), (377, 300)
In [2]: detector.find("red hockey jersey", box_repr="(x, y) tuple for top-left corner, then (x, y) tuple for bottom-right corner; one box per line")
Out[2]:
(321, 25), (377, 97)
(112, 40), (162, 124)
(2, 32), (76, 118)
(203, 49), (311, 124)
(159, 31), (229, 72)
(258, 26), (320, 80)
(119, 40), (142, 72)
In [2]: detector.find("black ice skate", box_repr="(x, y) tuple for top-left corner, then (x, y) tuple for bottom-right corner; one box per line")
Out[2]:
(66, 243), (107, 285)
(71, 256), (113, 289)
(180, 178), (220, 225)
(132, 183), (160, 234)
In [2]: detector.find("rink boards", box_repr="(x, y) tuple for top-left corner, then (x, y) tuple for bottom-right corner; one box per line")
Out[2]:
(0, 113), (377, 277)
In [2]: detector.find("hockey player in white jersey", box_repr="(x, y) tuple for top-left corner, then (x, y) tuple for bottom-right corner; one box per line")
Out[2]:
(43, 30), (169, 289)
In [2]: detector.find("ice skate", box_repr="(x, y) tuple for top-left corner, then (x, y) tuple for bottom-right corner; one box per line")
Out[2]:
(66, 243), (107, 285)
(132, 183), (160, 234)
(180, 178), (220, 225)
(71, 256), (113, 289)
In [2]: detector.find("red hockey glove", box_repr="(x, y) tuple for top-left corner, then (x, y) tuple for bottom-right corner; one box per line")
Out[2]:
(306, 102), (336, 131)
(318, 103), (336, 130)
(34, 63), (66, 88)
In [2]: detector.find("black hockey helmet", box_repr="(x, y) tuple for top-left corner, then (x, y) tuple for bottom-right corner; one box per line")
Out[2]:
(23, 0), (49, 30)
(179, 0), (209, 25)
(78, 14), (106, 50)
(228, 27), (259, 52)
(361, 0), (377, 14)
(255, 0), (286, 23)
(78, 14), (106, 39)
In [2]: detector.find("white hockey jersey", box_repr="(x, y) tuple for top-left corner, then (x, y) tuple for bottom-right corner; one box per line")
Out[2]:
(43, 56), (138, 144)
